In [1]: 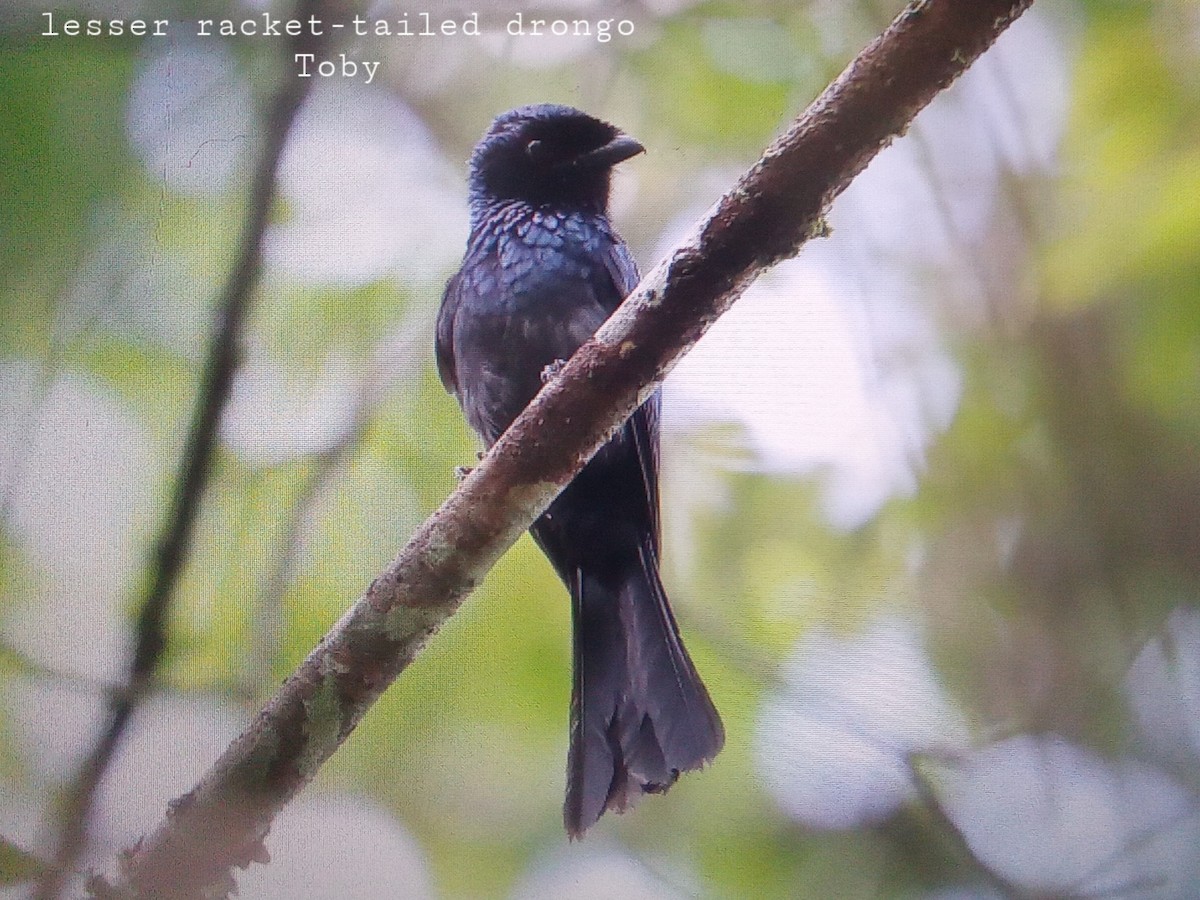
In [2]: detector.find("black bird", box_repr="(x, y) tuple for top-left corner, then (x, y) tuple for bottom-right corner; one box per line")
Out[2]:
(436, 104), (724, 837)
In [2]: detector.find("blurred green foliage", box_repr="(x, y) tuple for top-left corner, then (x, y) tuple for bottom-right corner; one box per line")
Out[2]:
(0, 833), (46, 885)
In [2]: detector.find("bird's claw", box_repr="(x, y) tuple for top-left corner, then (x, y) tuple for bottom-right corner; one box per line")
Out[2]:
(541, 358), (568, 383)
(454, 452), (485, 481)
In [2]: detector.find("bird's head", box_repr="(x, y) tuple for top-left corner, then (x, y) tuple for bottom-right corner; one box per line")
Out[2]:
(467, 104), (644, 216)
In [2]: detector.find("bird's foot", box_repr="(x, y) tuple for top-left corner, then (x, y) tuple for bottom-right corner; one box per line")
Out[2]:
(540, 358), (568, 383)
(453, 452), (485, 481)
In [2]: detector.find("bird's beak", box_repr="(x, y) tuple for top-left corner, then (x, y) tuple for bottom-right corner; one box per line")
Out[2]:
(571, 134), (645, 170)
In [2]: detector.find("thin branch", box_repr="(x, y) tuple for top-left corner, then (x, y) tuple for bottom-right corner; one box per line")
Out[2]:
(242, 324), (423, 706)
(111, 2), (1035, 896)
(0, 639), (251, 702)
(0, 641), (120, 697)
(33, 4), (336, 898)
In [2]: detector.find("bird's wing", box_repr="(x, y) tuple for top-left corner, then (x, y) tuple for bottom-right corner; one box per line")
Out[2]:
(601, 238), (640, 312)
(601, 237), (662, 550)
(630, 391), (662, 551)
(435, 269), (462, 397)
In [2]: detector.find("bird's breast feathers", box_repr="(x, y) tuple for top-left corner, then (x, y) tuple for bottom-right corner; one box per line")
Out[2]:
(445, 203), (626, 441)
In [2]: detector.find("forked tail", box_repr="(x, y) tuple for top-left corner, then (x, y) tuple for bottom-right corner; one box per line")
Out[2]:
(564, 538), (724, 838)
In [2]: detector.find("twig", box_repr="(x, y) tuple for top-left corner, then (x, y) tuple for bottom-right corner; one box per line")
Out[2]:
(0, 639), (249, 701)
(33, 4), (336, 897)
(242, 324), (423, 706)
(110, 2), (1035, 896)
(0, 641), (121, 697)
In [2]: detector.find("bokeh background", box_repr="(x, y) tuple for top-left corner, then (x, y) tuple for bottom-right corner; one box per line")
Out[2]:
(3, 0), (1200, 896)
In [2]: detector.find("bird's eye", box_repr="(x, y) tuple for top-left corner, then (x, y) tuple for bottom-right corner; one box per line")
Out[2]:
(525, 139), (550, 162)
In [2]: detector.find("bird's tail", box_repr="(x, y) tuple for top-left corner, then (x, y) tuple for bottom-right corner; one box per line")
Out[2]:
(564, 537), (724, 838)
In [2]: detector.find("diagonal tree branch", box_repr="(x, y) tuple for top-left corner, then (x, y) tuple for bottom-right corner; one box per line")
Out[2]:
(33, 3), (340, 898)
(112, 1), (1035, 896)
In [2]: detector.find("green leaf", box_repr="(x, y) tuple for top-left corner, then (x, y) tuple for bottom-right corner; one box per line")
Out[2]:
(0, 834), (46, 885)
(630, 20), (793, 150)
(0, 43), (137, 279)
